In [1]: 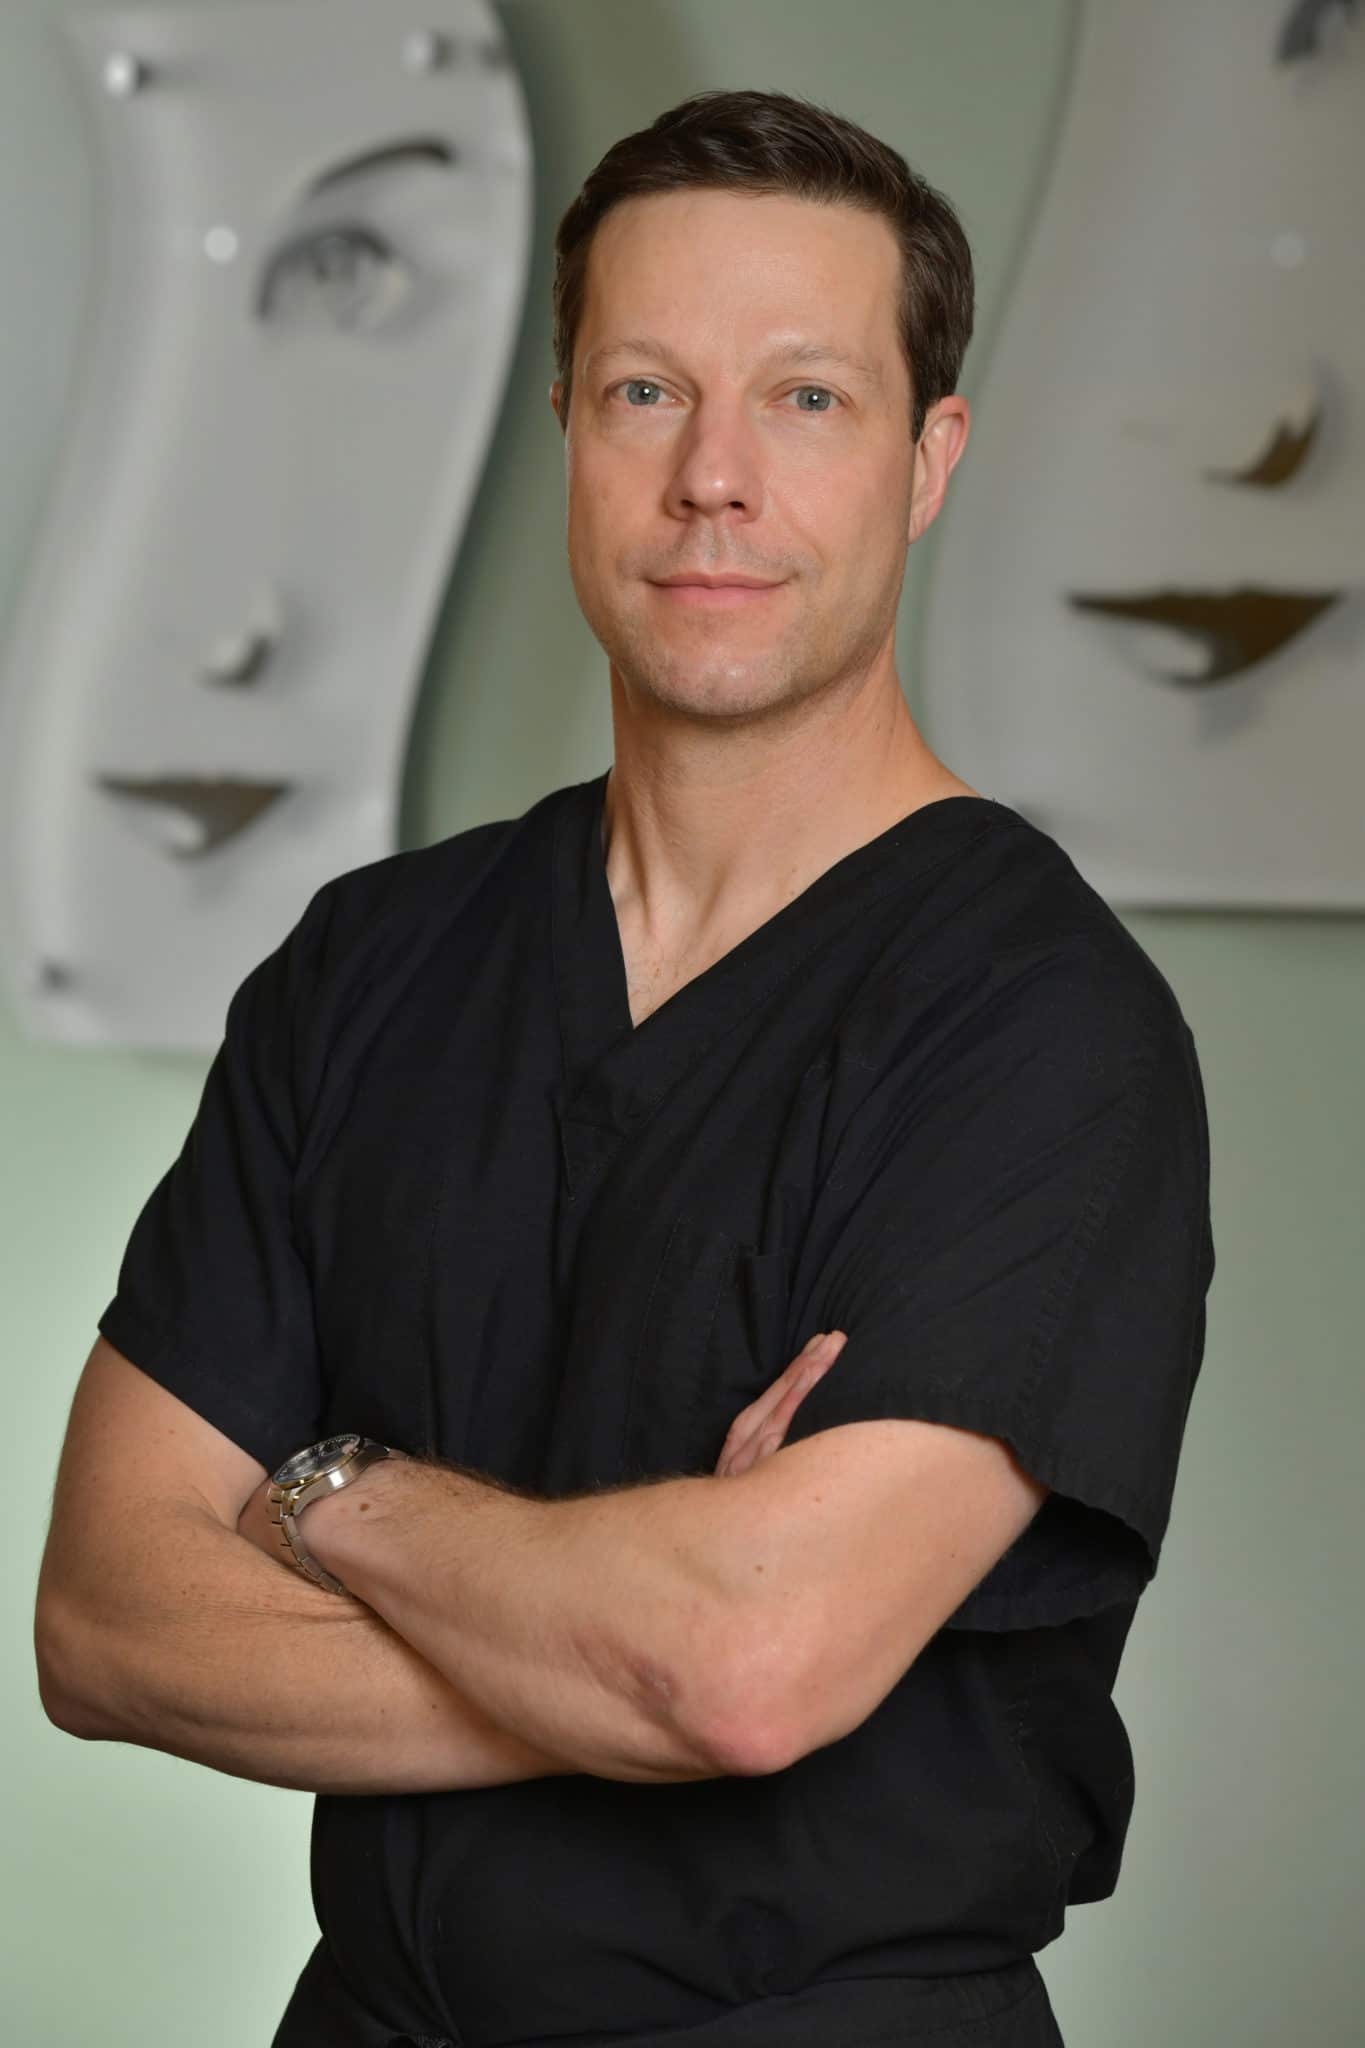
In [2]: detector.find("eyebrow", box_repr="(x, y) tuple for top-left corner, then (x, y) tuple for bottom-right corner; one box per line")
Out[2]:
(587, 336), (884, 392)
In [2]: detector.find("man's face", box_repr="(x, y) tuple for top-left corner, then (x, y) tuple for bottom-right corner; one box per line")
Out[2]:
(553, 189), (936, 729)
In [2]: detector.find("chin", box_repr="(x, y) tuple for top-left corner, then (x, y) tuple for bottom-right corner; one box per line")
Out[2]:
(651, 665), (805, 720)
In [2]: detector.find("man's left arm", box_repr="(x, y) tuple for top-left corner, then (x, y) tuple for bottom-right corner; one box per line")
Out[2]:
(251, 1451), (778, 1782)
(244, 1416), (1046, 1783)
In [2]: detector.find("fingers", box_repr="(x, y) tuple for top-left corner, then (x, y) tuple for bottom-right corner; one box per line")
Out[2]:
(763, 1332), (841, 1442)
(720, 1340), (835, 1475)
(715, 1329), (847, 1477)
(720, 1330), (831, 1466)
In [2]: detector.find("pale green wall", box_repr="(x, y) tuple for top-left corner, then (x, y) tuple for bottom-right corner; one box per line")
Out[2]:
(4, 3), (1361, 2043)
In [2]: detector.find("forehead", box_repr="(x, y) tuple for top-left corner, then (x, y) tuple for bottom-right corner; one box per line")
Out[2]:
(578, 189), (903, 382)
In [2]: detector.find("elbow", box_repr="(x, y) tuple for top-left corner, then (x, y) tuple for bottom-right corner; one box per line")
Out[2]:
(679, 1635), (807, 1779)
(621, 1501), (813, 1777)
(36, 1663), (96, 1740)
(34, 1599), (119, 1740)
(614, 1640), (784, 1780)
(703, 1587), (834, 1775)
(701, 1684), (806, 1776)
(698, 1718), (795, 1778)
(38, 1677), (104, 1741)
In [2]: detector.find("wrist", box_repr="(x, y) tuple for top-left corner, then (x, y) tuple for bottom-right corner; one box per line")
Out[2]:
(268, 1436), (407, 1595)
(299, 1448), (408, 1581)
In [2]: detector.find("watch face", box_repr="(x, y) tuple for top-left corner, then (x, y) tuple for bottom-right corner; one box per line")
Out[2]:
(273, 1434), (360, 1486)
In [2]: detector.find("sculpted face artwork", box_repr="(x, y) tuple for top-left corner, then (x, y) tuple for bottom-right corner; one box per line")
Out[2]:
(919, 0), (1365, 907)
(554, 189), (926, 734)
(0, 1), (533, 1051)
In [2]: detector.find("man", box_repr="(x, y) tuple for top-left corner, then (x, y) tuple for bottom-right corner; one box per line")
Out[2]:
(35, 89), (1213, 2048)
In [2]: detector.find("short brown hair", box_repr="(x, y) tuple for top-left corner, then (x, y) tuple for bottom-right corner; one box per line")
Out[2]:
(551, 88), (975, 446)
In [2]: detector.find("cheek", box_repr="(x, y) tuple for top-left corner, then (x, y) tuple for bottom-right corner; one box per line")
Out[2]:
(788, 468), (897, 580)
(567, 454), (638, 561)
(839, 464), (912, 572)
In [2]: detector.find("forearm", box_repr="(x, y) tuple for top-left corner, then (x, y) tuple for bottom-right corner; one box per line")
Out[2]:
(39, 1504), (716, 1793)
(303, 1456), (756, 1780)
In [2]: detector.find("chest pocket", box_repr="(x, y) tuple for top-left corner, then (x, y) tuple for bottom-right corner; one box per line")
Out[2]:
(622, 1215), (791, 1481)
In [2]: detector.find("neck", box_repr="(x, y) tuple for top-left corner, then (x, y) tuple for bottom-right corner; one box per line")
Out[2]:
(599, 688), (978, 958)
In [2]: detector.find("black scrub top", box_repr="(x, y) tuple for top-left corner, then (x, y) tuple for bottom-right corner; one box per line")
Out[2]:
(98, 769), (1215, 2048)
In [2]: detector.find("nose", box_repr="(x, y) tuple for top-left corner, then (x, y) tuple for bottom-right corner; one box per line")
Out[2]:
(662, 396), (765, 525)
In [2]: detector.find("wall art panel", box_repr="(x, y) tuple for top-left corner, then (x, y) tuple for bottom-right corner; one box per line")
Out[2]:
(919, 0), (1363, 908)
(0, 0), (533, 1047)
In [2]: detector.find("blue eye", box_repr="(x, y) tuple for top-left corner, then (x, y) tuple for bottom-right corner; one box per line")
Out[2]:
(610, 379), (839, 411)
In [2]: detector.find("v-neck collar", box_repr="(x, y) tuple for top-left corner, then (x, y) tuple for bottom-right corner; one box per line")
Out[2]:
(549, 767), (1006, 1192)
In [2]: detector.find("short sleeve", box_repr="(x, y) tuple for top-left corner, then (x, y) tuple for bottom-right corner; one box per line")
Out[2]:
(783, 943), (1215, 1630)
(96, 883), (336, 1475)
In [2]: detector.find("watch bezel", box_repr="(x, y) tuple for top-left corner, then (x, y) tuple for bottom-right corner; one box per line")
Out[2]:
(271, 1433), (363, 1489)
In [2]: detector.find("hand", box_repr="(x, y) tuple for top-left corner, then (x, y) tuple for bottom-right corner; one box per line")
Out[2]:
(714, 1329), (847, 1478)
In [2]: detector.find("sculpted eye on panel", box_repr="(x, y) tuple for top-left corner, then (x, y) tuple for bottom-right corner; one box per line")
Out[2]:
(255, 222), (417, 334)
(0, 0), (532, 1051)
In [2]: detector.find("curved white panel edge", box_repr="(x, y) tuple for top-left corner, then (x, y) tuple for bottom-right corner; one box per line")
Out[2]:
(0, 0), (533, 1048)
(919, 0), (1364, 909)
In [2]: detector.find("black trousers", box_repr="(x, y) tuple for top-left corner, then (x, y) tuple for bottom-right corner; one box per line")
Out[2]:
(271, 1937), (1065, 2047)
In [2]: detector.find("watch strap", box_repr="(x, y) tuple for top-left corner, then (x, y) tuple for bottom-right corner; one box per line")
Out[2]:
(267, 1438), (392, 1595)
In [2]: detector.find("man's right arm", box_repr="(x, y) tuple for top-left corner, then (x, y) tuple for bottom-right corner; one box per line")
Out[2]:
(33, 1339), (723, 1794)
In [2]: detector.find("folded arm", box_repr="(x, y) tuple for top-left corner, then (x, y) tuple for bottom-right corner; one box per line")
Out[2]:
(286, 1450), (766, 1780)
(296, 1379), (1046, 1780)
(34, 1340), (724, 1792)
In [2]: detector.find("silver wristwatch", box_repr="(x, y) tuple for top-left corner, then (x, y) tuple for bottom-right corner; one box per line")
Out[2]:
(267, 1434), (393, 1595)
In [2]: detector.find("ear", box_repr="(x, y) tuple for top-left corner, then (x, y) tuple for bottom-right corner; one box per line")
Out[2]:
(907, 396), (971, 546)
(550, 380), (566, 431)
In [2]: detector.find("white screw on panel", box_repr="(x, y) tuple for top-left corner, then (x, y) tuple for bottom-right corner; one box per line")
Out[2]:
(102, 51), (148, 97)
(401, 29), (453, 73)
